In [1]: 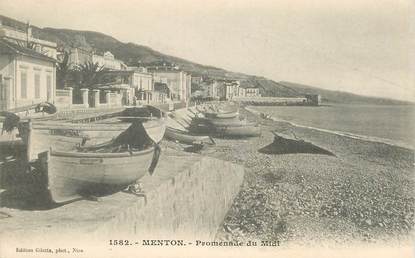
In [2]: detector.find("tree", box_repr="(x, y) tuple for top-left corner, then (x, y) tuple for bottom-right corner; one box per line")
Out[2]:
(73, 61), (111, 89)
(56, 50), (71, 89)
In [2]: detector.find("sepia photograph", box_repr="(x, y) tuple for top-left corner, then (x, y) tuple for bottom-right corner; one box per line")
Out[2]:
(0, 0), (413, 257)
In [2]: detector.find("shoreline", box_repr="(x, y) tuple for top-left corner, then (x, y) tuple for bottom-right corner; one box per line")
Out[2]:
(198, 106), (415, 246)
(245, 106), (414, 151)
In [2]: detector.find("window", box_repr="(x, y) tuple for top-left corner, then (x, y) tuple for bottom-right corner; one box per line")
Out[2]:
(20, 71), (27, 99)
(35, 73), (40, 98)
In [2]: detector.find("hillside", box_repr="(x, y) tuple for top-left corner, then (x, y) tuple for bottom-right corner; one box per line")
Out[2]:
(0, 14), (410, 105)
(277, 81), (412, 105)
(37, 27), (240, 79)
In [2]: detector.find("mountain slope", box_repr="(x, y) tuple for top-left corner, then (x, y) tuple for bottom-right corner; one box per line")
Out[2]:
(0, 14), (409, 105)
(37, 27), (239, 79)
(277, 81), (412, 105)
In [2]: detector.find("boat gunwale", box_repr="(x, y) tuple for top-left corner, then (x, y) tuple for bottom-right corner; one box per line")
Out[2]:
(193, 117), (257, 127)
(166, 126), (210, 137)
(51, 145), (155, 158)
(204, 111), (239, 119)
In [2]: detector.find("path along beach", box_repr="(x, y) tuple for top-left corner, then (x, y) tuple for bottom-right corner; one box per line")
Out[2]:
(172, 106), (414, 247)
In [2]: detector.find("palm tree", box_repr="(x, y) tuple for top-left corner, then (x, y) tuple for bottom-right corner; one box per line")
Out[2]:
(73, 61), (108, 89)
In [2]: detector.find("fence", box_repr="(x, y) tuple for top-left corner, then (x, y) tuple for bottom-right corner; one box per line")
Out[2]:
(54, 88), (184, 111)
(109, 92), (122, 107)
(55, 88), (73, 109)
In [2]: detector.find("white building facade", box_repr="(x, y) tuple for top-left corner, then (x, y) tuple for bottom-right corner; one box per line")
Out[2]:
(92, 51), (126, 70)
(151, 70), (191, 102)
(0, 39), (56, 111)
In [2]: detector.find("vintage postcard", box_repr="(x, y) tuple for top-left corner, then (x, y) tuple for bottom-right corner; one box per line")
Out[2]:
(0, 0), (413, 257)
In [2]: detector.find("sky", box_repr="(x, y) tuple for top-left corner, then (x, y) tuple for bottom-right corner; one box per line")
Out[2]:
(1, 0), (413, 101)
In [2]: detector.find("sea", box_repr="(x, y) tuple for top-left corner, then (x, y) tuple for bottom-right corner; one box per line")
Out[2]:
(250, 104), (415, 150)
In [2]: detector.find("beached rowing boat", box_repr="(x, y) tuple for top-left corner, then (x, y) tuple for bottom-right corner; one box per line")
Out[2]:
(27, 106), (166, 160)
(214, 123), (261, 137)
(192, 116), (249, 127)
(117, 106), (166, 143)
(195, 103), (239, 119)
(189, 119), (261, 137)
(1, 102), (57, 122)
(0, 102), (57, 155)
(203, 110), (239, 119)
(165, 126), (214, 145)
(36, 121), (162, 203)
(39, 147), (156, 203)
(1, 102), (57, 131)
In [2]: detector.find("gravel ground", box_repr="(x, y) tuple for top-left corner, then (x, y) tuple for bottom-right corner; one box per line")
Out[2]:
(167, 107), (414, 247)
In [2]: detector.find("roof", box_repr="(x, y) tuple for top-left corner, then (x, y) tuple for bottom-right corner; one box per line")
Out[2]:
(0, 38), (56, 63)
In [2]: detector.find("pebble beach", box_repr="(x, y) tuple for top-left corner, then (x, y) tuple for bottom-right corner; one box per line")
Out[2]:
(169, 106), (415, 247)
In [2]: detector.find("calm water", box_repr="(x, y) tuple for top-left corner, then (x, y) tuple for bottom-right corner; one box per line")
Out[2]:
(252, 104), (415, 149)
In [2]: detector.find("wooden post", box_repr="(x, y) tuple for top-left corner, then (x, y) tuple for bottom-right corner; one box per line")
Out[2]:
(26, 120), (32, 162)
(38, 150), (50, 187)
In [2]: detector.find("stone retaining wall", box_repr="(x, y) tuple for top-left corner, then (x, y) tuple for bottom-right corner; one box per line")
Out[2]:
(0, 150), (244, 243)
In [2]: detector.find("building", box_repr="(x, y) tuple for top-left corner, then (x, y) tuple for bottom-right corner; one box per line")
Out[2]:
(103, 67), (154, 105)
(203, 80), (219, 99)
(150, 70), (191, 102)
(67, 48), (126, 71)
(305, 94), (321, 106)
(144, 61), (179, 71)
(92, 51), (126, 70)
(225, 81), (240, 100)
(185, 73), (192, 103)
(0, 39), (56, 111)
(0, 18), (57, 59)
(126, 66), (153, 91)
(129, 67), (154, 103)
(67, 47), (92, 69)
(191, 75), (203, 85)
(153, 82), (170, 103)
(239, 81), (261, 97)
(216, 79), (240, 100)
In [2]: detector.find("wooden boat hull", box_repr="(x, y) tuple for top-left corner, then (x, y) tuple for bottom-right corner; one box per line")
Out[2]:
(165, 127), (212, 145)
(0, 132), (25, 158)
(29, 126), (125, 160)
(38, 147), (156, 203)
(192, 117), (248, 127)
(214, 124), (261, 137)
(189, 121), (261, 137)
(30, 109), (166, 159)
(5, 102), (57, 121)
(143, 118), (166, 144)
(118, 106), (166, 144)
(30, 121), (165, 160)
(204, 111), (239, 119)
